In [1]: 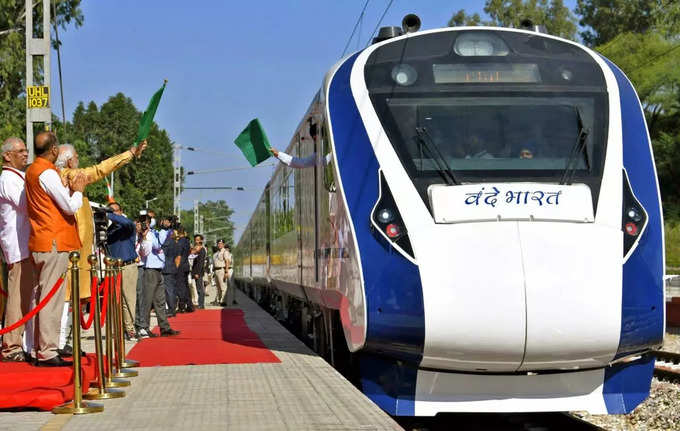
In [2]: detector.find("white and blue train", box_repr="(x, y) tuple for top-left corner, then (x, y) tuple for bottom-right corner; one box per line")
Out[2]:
(234, 16), (665, 416)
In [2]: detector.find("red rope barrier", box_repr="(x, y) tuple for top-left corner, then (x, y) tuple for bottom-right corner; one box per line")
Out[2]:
(115, 271), (122, 304)
(0, 273), (66, 336)
(100, 275), (110, 328)
(79, 276), (100, 330)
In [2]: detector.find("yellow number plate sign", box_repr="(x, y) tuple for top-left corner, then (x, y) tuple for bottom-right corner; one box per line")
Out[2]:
(27, 85), (50, 108)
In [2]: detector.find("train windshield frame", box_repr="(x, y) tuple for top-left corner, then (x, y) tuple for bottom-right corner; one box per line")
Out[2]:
(364, 29), (609, 204)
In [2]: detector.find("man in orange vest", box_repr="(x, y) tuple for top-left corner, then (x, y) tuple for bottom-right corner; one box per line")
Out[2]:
(25, 131), (87, 366)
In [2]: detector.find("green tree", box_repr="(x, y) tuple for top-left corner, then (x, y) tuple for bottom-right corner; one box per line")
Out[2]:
(192, 200), (235, 246)
(62, 93), (175, 219)
(448, 10), (482, 27)
(576, 0), (680, 47)
(598, 32), (680, 136)
(449, 0), (578, 40)
(0, 0), (83, 140)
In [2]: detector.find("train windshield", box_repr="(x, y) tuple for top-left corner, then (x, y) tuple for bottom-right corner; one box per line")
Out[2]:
(364, 30), (609, 190)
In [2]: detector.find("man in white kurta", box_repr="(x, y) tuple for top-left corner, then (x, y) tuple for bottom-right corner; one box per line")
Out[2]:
(0, 137), (37, 362)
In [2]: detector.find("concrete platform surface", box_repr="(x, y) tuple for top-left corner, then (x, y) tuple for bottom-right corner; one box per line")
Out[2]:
(0, 287), (402, 431)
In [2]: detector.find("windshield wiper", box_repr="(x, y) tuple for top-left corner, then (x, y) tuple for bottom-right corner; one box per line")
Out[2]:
(559, 107), (590, 185)
(415, 126), (458, 185)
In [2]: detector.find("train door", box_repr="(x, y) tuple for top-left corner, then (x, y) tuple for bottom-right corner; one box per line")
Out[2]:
(295, 133), (303, 287)
(265, 185), (271, 279)
(312, 119), (320, 284)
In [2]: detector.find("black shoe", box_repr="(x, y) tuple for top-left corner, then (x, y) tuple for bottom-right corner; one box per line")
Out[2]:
(160, 328), (180, 337)
(167, 312), (176, 317)
(57, 344), (73, 356)
(36, 355), (73, 367)
(57, 345), (86, 357)
(1, 351), (27, 362)
(196, 306), (204, 310)
(186, 306), (195, 313)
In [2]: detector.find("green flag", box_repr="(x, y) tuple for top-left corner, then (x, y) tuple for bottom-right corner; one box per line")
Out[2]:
(135, 80), (166, 144)
(234, 118), (272, 167)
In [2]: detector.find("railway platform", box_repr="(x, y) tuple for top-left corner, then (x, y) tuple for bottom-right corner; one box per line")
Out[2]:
(0, 289), (401, 431)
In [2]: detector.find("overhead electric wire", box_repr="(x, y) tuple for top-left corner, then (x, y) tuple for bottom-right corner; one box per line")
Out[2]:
(341, 0), (371, 57)
(628, 43), (680, 72)
(185, 163), (276, 175)
(51, 0), (66, 127)
(365, 0), (396, 47)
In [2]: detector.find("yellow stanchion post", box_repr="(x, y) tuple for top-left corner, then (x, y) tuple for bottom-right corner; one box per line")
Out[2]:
(52, 252), (104, 414)
(117, 258), (139, 369)
(84, 255), (124, 400)
(103, 257), (129, 389)
(111, 259), (137, 378)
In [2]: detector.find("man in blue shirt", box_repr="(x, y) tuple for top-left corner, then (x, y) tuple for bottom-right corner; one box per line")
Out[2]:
(138, 214), (179, 338)
(159, 216), (180, 316)
(106, 202), (139, 340)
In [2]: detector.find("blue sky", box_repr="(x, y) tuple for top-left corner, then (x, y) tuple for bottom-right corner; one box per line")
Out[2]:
(51, 0), (577, 242)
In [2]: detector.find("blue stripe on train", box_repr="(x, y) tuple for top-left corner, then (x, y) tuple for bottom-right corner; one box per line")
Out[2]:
(328, 54), (425, 415)
(601, 58), (664, 413)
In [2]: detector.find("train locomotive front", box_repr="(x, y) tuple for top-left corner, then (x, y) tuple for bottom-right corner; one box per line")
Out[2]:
(326, 26), (664, 415)
(235, 22), (665, 417)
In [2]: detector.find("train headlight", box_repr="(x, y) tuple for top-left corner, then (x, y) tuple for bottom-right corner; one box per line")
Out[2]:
(391, 64), (418, 86)
(627, 207), (642, 222)
(371, 171), (415, 260)
(622, 169), (648, 259)
(454, 32), (509, 57)
(377, 208), (395, 224)
(385, 223), (402, 239)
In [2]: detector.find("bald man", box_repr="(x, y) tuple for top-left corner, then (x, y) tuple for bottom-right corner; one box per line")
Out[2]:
(26, 132), (87, 366)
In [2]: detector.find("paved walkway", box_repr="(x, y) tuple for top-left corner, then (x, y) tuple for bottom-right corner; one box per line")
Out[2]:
(0, 285), (402, 431)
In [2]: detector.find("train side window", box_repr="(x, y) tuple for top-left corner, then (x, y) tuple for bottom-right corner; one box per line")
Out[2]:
(322, 122), (336, 192)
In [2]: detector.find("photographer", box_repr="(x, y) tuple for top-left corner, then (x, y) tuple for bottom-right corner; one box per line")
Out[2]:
(160, 216), (180, 316)
(138, 214), (179, 337)
(105, 202), (138, 341)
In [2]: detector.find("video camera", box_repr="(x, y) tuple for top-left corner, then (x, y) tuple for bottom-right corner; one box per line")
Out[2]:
(92, 204), (111, 245)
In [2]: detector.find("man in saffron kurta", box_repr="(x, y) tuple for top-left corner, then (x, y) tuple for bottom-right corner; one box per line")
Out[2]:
(26, 132), (87, 366)
(56, 140), (147, 300)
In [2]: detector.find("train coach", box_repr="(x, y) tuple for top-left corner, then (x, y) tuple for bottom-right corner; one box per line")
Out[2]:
(234, 15), (665, 416)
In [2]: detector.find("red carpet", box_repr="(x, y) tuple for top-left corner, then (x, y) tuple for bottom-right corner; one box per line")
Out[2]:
(126, 309), (280, 367)
(0, 354), (99, 411)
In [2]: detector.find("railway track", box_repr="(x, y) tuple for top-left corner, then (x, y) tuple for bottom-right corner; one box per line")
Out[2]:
(397, 412), (604, 430)
(653, 350), (680, 382)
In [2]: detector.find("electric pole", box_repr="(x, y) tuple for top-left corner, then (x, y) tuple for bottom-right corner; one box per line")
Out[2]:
(173, 144), (181, 220)
(193, 200), (199, 235)
(25, 0), (52, 162)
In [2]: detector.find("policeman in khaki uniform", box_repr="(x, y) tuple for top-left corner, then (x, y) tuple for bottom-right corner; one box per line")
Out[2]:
(211, 239), (228, 306)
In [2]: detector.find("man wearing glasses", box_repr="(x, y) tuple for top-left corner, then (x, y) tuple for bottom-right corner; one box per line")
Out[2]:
(0, 137), (36, 362)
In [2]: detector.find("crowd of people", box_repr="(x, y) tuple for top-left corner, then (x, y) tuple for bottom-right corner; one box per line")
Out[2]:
(130, 212), (235, 340)
(0, 132), (234, 366)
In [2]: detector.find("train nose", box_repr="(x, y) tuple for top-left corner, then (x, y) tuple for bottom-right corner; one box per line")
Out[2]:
(414, 222), (621, 373)
(415, 223), (527, 372)
(517, 222), (621, 371)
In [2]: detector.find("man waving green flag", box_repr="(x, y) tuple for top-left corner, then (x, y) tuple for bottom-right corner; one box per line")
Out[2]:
(234, 118), (272, 166)
(135, 80), (167, 144)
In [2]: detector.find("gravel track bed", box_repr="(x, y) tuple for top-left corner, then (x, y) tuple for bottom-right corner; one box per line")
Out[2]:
(575, 330), (680, 430)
